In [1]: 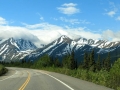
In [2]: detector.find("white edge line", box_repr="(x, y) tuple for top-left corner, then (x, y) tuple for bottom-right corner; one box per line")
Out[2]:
(0, 70), (17, 81)
(39, 71), (74, 90)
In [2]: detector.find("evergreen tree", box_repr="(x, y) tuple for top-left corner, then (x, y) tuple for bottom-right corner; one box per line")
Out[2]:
(54, 58), (61, 67)
(50, 56), (54, 66)
(110, 58), (120, 89)
(96, 54), (101, 71)
(75, 59), (78, 69)
(89, 50), (96, 72)
(83, 52), (89, 69)
(21, 59), (26, 64)
(70, 51), (76, 70)
(62, 54), (70, 68)
(34, 54), (51, 68)
(101, 58), (105, 69)
(89, 50), (95, 66)
(87, 53), (90, 68)
(104, 52), (111, 71)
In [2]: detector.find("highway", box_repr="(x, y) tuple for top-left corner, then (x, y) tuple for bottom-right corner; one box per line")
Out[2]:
(0, 67), (114, 90)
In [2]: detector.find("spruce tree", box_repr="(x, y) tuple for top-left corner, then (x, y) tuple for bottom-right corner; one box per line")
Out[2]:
(70, 51), (76, 70)
(83, 52), (89, 69)
(101, 58), (105, 69)
(96, 54), (101, 71)
(104, 52), (111, 71)
(75, 59), (78, 69)
(50, 56), (54, 66)
(62, 54), (70, 68)
(110, 58), (120, 89)
(54, 58), (61, 67)
(89, 50), (95, 66)
(89, 49), (96, 72)
(87, 53), (90, 68)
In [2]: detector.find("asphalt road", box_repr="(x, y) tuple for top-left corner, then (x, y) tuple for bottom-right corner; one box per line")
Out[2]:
(0, 67), (114, 90)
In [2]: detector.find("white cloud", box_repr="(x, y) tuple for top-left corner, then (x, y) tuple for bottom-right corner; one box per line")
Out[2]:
(53, 18), (58, 21)
(25, 23), (63, 30)
(24, 23), (101, 43)
(1, 19), (120, 46)
(40, 16), (44, 21)
(105, 2), (118, 17)
(107, 11), (116, 17)
(79, 20), (91, 24)
(62, 3), (77, 7)
(59, 17), (91, 25)
(65, 27), (101, 40)
(60, 17), (80, 24)
(36, 13), (44, 21)
(1, 16), (119, 47)
(0, 17), (7, 25)
(2, 17), (120, 47)
(0, 16), (101, 45)
(24, 23), (67, 43)
(102, 29), (120, 41)
(57, 3), (80, 15)
(0, 25), (43, 47)
(116, 16), (120, 20)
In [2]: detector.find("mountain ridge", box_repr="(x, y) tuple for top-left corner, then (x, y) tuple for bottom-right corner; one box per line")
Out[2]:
(0, 35), (120, 62)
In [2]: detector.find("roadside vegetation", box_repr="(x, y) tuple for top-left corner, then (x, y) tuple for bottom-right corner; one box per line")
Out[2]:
(0, 64), (8, 76)
(1, 50), (120, 90)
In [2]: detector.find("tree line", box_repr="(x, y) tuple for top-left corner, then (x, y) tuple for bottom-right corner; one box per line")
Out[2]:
(0, 49), (120, 90)
(0, 49), (112, 71)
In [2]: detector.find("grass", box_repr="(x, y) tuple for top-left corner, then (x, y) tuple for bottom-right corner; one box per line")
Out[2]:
(4, 62), (119, 90)
(34, 67), (115, 89)
(0, 64), (8, 76)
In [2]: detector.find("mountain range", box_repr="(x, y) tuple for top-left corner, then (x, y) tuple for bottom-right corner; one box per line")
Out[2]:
(0, 35), (120, 62)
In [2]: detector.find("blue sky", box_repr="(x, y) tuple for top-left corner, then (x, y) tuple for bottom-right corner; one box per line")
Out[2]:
(0, 0), (120, 44)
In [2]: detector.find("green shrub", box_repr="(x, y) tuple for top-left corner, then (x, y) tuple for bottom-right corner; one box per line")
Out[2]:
(0, 64), (8, 76)
(109, 58), (120, 89)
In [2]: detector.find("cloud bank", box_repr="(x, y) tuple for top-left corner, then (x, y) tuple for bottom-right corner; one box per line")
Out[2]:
(0, 25), (43, 47)
(102, 29), (120, 41)
(24, 23), (101, 43)
(0, 16), (120, 48)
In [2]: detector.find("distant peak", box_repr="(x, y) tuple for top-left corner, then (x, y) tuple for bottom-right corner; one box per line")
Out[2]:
(74, 37), (87, 41)
(60, 35), (69, 39)
(8, 37), (15, 42)
(9, 37), (14, 40)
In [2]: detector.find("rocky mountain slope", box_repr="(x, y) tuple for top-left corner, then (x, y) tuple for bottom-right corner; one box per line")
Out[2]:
(0, 35), (120, 62)
(0, 38), (37, 62)
(25, 35), (120, 62)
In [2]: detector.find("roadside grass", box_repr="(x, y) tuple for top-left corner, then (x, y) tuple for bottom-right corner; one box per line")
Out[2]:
(34, 67), (116, 90)
(4, 64), (117, 90)
(0, 64), (8, 76)
(37, 67), (109, 85)
(3, 58), (120, 90)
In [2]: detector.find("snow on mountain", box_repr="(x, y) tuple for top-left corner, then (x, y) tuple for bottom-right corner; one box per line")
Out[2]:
(0, 38), (37, 62)
(0, 39), (8, 44)
(0, 35), (120, 62)
(15, 38), (37, 51)
(25, 35), (120, 61)
(74, 37), (120, 49)
(26, 35), (92, 60)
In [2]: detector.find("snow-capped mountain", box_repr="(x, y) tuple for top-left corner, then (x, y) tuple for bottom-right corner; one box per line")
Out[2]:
(25, 35), (120, 61)
(74, 37), (120, 48)
(0, 35), (120, 62)
(0, 38), (37, 62)
(15, 38), (37, 51)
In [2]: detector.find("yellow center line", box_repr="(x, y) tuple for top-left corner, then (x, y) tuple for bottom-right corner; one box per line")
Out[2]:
(19, 71), (30, 90)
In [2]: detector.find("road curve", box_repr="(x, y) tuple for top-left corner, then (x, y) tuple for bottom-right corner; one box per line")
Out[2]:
(0, 67), (114, 90)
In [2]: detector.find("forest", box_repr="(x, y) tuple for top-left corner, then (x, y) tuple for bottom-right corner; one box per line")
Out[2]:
(0, 50), (120, 90)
